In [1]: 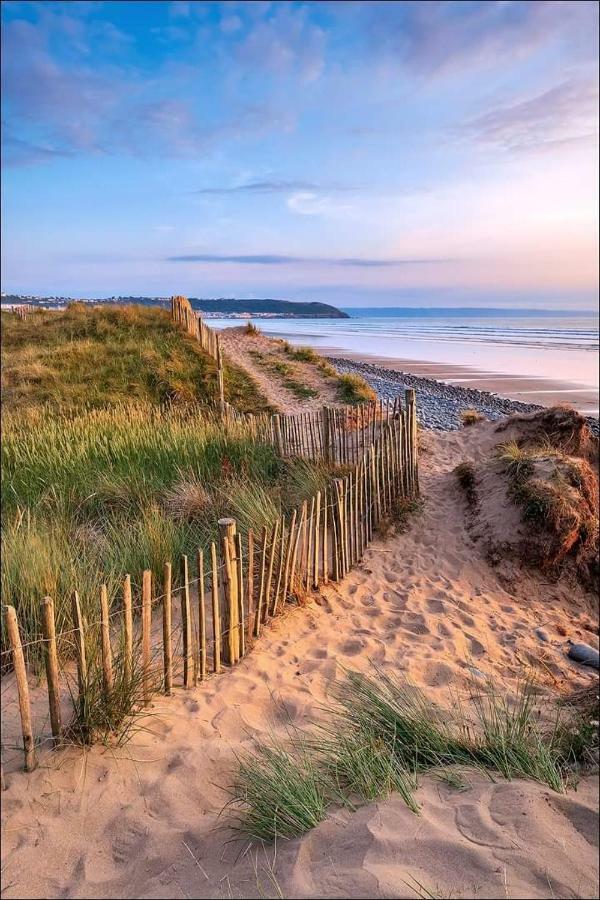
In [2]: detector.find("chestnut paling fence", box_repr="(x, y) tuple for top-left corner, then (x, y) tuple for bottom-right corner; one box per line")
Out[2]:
(3, 390), (419, 770)
(1, 303), (419, 779)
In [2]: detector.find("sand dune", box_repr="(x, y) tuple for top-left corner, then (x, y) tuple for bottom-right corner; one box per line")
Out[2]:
(2, 421), (598, 899)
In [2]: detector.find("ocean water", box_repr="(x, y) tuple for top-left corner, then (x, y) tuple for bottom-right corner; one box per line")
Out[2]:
(206, 308), (599, 411)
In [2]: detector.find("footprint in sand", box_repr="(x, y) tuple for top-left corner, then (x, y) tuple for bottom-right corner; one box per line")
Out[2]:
(422, 660), (454, 687)
(455, 804), (513, 849)
(110, 817), (149, 865)
(466, 634), (486, 657)
(427, 598), (445, 613)
(338, 638), (363, 657)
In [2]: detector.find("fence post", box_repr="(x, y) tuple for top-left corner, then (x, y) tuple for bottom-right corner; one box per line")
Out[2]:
(40, 597), (61, 745)
(273, 414), (284, 456)
(197, 549), (207, 681)
(333, 478), (347, 578)
(123, 574), (133, 684)
(246, 530), (255, 647)
(234, 533), (245, 658)
(100, 585), (113, 696)
(180, 556), (194, 687)
(219, 518), (239, 665)
(4, 606), (37, 772)
(142, 569), (153, 703)
(405, 389), (418, 497)
(163, 562), (173, 695)
(217, 337), (226, 419)
(210, 541), (221, 673)
(321, 407), (331, 462)
(71, 591), (87, 704)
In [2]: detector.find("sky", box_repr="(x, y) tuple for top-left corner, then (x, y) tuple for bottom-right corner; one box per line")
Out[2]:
(1, 0), (599, 308)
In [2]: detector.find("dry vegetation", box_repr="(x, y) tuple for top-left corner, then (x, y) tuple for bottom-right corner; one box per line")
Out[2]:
(455, 407), (599, 588)
(460, 409), (485, 426)
(0, 305), (341, 654)
(1, 304), (269, 413)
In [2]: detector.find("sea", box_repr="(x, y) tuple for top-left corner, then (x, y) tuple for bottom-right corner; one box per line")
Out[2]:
(205, 308), (599, 415)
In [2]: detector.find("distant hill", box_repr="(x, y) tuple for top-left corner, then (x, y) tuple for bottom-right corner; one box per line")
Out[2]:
(190, 297), (348, 318)
(1, 295), (348, 319)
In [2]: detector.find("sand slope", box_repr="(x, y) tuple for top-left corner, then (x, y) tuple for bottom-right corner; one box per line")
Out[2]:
(2, 422), (598, 899)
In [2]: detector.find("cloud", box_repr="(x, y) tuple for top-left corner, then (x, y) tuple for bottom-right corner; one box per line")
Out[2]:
(286, 191), (354, 217)
(234, 4), (326, 83)
(167, 253), (453, 267)
(192, 179), (350, 195)
(329, 0), (598, 78)
(1, 10), (295, 166)
(464, 78), (599, 153)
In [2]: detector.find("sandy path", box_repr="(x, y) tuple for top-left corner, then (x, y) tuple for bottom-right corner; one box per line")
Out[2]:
(219, 327), (341, 414)
(1, 423), (598, 899)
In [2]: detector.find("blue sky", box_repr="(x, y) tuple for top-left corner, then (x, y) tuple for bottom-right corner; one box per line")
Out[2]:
(1, 0), (598, 307)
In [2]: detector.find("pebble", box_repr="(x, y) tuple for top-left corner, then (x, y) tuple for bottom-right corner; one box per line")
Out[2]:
(567, 642), (600, 669)
(535, 628), (550, 643)
(327, 356), (600, 436)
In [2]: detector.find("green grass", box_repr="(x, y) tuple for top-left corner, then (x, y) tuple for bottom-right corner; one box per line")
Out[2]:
(283, 343), (338, 377)
(229, 735), (330, 841)
(1, 403), (335, 653)
(228, 668), (575, 842)
(1, 304), (269, 414)
(336, 373), (377, 404)
(248, 349), (319, 400)
(454, 461), (477, 507)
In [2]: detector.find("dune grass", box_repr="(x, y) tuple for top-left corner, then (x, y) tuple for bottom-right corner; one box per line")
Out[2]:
(460, 409), (485, 426)
(1, 304), (269, 414)
(229, 736), (330, 841)
(336, 372), (377, 404)
(1, 403), (334, 652)
(496, 440), (599, 574)
(228, 667), (578, 841)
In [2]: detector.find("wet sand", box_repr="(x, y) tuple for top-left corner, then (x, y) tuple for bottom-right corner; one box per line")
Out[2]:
(319, 347), (599, 415)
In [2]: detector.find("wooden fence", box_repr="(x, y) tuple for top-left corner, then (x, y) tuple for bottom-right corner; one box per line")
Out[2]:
(171, 294), (227, 413)
(1, 395), (418, 775)
(7, 304), (35, 320)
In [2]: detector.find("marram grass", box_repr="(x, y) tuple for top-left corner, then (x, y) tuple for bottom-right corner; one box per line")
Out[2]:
(1, 402), (329, 652)
(227, 667), (581, 842)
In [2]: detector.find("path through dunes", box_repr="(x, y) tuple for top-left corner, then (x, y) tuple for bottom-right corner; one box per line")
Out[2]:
(1, 422), (598, 900)
(218, 326), (342, 414)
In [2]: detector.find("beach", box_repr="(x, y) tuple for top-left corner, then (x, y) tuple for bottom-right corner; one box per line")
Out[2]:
(207, 310), (599, 417)
(2, 420), (598, 900)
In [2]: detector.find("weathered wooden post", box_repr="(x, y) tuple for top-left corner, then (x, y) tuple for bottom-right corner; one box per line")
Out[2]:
(273, 414), (284, 456)
(40, 597), (61, 745)
(217, 336), (226, 419)
(4, 606), (36, 772)
(219, 518), (240, 665)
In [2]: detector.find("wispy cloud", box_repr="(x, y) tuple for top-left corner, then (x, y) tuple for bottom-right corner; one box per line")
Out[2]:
(192, 179), (341, 195)
(351, 0), (599, 77)
(464, 77), (599, 153)
(167, 253), (453, 267)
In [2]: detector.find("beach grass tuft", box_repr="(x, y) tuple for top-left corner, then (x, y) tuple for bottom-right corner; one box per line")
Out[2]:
(229, 735), (330, 841)
(336, 373), (377, 404)
(460, 409), (485, 426)
(227, 667), (576, 842)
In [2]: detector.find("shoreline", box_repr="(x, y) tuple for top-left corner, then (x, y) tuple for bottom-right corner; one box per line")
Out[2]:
(325, 351), (600, 434)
